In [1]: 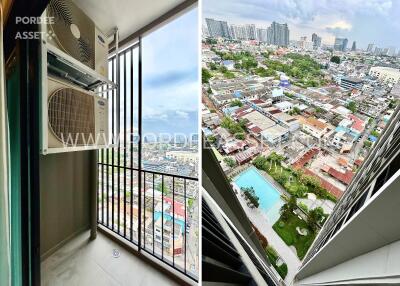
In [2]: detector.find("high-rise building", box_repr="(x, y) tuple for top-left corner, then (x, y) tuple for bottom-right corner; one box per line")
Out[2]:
(334, 37), (348, 51)
(299, 36), (313, 50)
(245, 24), (256, 40)
(351, 41), (357, 51)
(388, 46), (397, 57)
(295, 105), (400, 285)
(267, 21), (289, 47)
(312, 33), (322, 49)
(230, 24), (247, 40)
(205, 18), (230, 39)
(367, 43), (374, 52)
(382, 47), (389, 55)
(256, 28), (268, 42)
(202, 24), (210, 37)
(375, 47), (382, 55)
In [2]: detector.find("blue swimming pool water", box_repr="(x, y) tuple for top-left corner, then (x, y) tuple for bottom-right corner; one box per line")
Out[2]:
(234, 167), (284, 223)
(154, 211), (185, 233)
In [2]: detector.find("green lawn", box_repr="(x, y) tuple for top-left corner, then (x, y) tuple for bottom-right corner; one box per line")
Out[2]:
(266, 246), (288, 279)
(273, 213), (316, 260)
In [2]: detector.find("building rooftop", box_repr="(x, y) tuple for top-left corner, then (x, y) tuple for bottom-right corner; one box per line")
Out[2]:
(261, 124), (288, 139)
(274, 101), (293, 110)
(303, 117), (328, 130)
(342, 77), (363, 84)
(242, 111), (276, 131)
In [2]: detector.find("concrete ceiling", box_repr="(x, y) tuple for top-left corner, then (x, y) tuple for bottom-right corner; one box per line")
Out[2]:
(73, 0), (185, 42)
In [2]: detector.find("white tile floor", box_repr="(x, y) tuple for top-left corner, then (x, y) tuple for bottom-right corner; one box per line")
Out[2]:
(41, 231), (179, 286)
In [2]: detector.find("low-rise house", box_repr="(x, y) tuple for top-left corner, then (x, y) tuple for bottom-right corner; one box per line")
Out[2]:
(274, 101), (293, 112)
(332, 105), (352, 116)
(271, 87), (284, 102)
(202, 112), (221, 128)
(273, 112), (300, 132)
(241, 110), (276, 131)
(260, 125), (289, 145)
(298, 116), (329, 139)
(222, 105), (240, 116)
(321, 165), (354, 185)
(234, 147), (260, 165)
(221, 140), (247, 154)
(210, 92), (236, 106)
(214, 127), (232, 141)
(222, 60), (235, 70)
(332, 130), (356, 153)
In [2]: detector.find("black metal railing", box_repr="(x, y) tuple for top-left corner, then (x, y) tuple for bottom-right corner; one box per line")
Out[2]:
(96, 44), (199, 281)
(97, 164), (198, 280)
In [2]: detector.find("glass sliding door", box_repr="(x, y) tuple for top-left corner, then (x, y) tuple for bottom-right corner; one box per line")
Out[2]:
(97, 6), (199, 282)
(141, 7), (199, 279)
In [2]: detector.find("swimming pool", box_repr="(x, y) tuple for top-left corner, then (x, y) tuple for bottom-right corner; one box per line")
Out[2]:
(233, 167), (284, 223)
(154, 211), (185, 233)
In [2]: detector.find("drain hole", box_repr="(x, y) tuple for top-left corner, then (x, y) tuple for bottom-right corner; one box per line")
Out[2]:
(112, 249), (120, 258)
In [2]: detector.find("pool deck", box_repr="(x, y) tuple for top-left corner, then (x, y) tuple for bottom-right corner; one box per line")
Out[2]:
(233, 165), (301, 284)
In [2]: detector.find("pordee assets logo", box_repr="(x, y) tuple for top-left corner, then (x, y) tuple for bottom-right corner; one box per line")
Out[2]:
(14, 16), (56, 40)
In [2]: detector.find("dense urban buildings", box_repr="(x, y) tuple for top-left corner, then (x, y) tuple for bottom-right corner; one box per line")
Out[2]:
(202, 15), (400, 284)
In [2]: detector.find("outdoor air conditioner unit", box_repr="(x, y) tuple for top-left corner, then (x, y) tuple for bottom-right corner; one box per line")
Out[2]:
(44, 0), (109, 77)
(42, 77), (109, 154)
(39, 0), (115, 154)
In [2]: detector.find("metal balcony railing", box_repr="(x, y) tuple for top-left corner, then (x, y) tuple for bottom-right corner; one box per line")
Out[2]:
(95, 43), (199, 282)
(97, 165), (199, 281)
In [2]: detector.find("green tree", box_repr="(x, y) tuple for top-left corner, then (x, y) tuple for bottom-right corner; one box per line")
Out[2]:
(267, 152), (285, 163)
(330, 55), (341, 64)
(347, 101), (357, 113)
(308, 207), (325, 232)
(188, 198), (194, 209)
(202, 68), (212, 83)
(242, 187), (260, 208)
(156, 183), (170, 195)
(389, 99), (398, 109)
(292, 106), (301, 115)
(223, 157), (237, 168)
(230, 99), (243, 107)
(253, 156), (268, 170)
(280, 196), (297, 221)
(370, 130), (379, 137)
(221, 117), (245, 138)
(206, 135), (217, 144)
(364, 140), (372, 148)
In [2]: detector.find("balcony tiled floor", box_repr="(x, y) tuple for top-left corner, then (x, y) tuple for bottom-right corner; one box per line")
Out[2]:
(41, 230), (179, 286)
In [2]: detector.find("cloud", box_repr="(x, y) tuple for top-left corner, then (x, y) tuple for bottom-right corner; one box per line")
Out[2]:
(204, 0), (393, 24)
(175, 110), (189, 119)
(325, 20), (353, 35)
(325, 20), (352, 31)
(203, 0), (400, 48)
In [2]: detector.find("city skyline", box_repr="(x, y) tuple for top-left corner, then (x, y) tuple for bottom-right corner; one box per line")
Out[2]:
(203, 0), (400, 50)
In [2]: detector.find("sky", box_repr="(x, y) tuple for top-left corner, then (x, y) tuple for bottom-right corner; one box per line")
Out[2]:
(142, 8), (199, 137)
(203, 0), (400, 50)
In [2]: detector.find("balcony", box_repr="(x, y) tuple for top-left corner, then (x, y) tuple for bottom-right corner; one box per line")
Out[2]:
(1, 0), (199, 285)
(96, 168), (199, 280)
